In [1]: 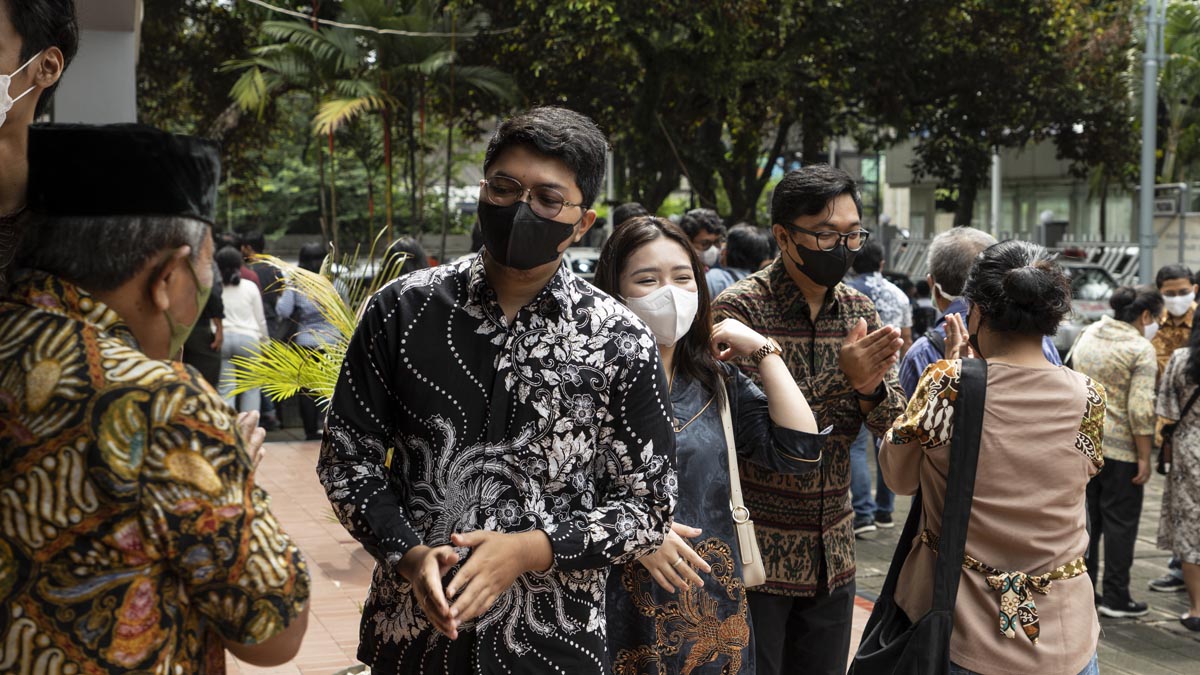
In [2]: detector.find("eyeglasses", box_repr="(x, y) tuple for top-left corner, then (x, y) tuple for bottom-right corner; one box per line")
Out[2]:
(786, 225), (870, 252)
(481, 176), (585, 220)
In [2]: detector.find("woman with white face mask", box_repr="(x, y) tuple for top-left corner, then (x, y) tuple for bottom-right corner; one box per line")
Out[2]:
(594, 216), (826, 675)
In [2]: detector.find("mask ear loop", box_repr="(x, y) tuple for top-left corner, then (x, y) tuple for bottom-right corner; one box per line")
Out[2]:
(5, 51), (44, 105)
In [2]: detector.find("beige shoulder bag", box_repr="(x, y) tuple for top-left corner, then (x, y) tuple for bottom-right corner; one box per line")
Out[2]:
(719, 389), (766, 587)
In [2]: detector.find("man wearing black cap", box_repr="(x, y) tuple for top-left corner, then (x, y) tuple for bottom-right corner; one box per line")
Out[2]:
(0, 0), (77, 289)
(1, 123), (311, 672)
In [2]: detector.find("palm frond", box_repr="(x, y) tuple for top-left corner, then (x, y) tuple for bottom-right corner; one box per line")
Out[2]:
(230, 244), (409, 409)
(315, 95), (388, 134)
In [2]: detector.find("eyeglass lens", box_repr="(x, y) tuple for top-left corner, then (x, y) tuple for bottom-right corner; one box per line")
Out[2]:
(486, 176), (568, 219)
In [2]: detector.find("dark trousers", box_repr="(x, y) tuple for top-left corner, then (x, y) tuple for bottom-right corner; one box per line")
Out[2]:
(1086, 459), (1144, 605)
(748, 579), (855, 675)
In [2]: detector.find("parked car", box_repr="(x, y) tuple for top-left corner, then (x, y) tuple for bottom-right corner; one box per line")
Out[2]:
(1054, 261), (1120, 357)
(564, 246), (601, 282)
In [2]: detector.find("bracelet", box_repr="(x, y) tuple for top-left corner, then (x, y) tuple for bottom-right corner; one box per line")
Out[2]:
(855, 383), (887, 402)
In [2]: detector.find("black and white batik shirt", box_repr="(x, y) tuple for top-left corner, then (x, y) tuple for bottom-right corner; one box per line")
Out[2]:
(318, 253), (678, 674)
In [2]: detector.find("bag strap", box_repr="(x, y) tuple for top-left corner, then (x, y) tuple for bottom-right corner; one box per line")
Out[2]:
(719, 387), (754, 567)
(929, 357), (988, 611)
(1177, 386), (1200, 424)
(925, 328), (946, 358)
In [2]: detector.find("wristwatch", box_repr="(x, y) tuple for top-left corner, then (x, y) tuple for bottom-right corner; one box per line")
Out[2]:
(856, 382), (887, 402)
(751, 337), (783, 365)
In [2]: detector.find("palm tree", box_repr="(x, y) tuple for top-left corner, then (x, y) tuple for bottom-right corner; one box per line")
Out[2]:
(311, 0), (516, 240)
(1159, 1), (1200, 182)
(226, 19), (372, 251)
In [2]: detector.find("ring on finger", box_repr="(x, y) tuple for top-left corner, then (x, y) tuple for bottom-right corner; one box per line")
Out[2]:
(672, 557), (687, 568)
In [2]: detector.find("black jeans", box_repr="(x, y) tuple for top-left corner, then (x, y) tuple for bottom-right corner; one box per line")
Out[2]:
(748, 578), (856, 675)
(1086, 458), (1144, 605)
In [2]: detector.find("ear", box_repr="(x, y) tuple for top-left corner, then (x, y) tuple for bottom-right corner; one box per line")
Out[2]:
(149, 246), (192, 313)
(571, 209), (598, 244)
(33, 47), (65, 89)
(771, 223), (789, 251)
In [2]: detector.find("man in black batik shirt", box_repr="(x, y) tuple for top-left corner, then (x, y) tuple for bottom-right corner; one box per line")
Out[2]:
(318, 107), (678, 674)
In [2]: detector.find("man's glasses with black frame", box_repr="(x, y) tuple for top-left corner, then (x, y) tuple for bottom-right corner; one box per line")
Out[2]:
(786, 225), (871, 252)
(481, 176), (585, 220)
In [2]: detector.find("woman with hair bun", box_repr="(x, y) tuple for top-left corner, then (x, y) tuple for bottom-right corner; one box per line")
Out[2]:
(1072, 284), (1162, 619)
(878, 240), (1106, 675)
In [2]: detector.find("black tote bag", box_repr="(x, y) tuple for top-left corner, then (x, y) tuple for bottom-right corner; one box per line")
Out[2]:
(849, 357), (988, 675)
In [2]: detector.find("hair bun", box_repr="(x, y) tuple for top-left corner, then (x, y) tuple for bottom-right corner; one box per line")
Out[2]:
(1109, 285), (1137, 312)
(1002, 266), (1048, 307)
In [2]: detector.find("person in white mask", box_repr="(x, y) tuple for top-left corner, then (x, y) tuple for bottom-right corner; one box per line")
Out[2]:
(1148, 264), (1199, 594)
(679, 207), (726, 270)
(0, 0), (77, 289)
(594, 215), (827, 675)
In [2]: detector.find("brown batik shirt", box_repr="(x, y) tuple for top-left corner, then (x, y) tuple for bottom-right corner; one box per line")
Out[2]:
(712, 259), (906, 596)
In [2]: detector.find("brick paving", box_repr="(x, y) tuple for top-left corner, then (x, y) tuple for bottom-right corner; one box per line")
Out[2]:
(227, 432), (1198, 673)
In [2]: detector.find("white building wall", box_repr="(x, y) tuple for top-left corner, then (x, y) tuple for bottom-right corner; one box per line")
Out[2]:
(54, 29), (138, 124)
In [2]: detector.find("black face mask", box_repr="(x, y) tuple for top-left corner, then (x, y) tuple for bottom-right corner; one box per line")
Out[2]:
(478, 200), (577, 270)
(783, 233), (857, 289)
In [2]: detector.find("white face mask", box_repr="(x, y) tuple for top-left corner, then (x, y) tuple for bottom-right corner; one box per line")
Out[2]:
(0, 51), (42, 130)
(625, 284), (700, 347)
(1144, 320), (1160, 341)
(1164, 292), (1195, 318)
(701, 245), (720, 268)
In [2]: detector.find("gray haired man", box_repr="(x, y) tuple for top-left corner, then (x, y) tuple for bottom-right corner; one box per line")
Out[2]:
(898, 227), (1063, 397)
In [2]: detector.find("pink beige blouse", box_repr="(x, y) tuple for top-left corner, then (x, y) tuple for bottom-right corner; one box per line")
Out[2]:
(881, 359), (1107, 675)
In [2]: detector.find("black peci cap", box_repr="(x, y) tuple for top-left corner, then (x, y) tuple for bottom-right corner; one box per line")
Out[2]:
(25, 123), (221, 225)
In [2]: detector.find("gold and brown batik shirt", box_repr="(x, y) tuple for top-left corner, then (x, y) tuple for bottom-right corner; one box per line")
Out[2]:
(0, 271), (310, 674)
(712, 259), (906, 597)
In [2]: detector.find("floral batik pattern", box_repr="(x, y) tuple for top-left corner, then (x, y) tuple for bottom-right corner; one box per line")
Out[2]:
(319, 254), (677, 674)
(0, 272), (310, 675)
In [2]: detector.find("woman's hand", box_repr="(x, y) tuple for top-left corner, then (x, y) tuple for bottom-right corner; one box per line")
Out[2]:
(637, 523), (712, 593)
(711, 319), (769, 361)
(943, 313), (976, 359)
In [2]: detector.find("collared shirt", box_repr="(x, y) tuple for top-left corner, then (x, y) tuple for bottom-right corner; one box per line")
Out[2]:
(898, 298), (1063, 398)
(712, 259), (906, 596)
(1071, 315), (1158, 463)
(319, 254), (677, 674)
(1153, 303), (1195, 378)
(845, 271), (913, 329)
(0, 271), (310, 675)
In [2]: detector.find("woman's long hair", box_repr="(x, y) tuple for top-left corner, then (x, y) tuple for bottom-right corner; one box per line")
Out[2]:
(1184, 307), (1200, 384)
(593, 216), (725, 397)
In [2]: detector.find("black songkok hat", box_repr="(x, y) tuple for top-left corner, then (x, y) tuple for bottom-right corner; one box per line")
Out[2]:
(25, 123), (221, 225)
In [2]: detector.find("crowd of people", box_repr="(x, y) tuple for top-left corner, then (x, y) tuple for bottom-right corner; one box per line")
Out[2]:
(3, 3), (1200, 675)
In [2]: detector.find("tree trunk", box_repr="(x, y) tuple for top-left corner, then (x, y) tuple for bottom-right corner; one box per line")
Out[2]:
(328, 131), (339, 254)
(405, 100), (418, 235)
(954, 178), (979, 227)
(1098, 172), (1109, 241)
(441, 15), (456, 263)
(383, 107), (394, 242)
(316, 134), (330, 247)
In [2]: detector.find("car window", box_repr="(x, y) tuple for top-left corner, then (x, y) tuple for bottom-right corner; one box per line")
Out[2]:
(1069, 268), (1117, 301)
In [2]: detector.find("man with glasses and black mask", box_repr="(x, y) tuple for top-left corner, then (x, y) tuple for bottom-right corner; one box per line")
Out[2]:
(713, 165), (905, 675)
(319, 106), (677, 675)
(0, 0), (77, 290)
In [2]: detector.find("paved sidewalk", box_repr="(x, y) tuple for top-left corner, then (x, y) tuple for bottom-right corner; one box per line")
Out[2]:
(225, 435), (370, 675)
(229, 433), (1199, 673)
(853, 452), (1200, 674)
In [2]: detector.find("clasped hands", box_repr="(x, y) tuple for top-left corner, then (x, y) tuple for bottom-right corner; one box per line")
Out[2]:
(395, 530), (553, 640)
(839, 318), (904, 396)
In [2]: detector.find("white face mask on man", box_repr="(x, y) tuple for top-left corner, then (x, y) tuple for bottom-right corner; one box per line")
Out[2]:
(1164, 292), (1196, 318)
(625, 284), (700, 347)
(700, 245), (720, 268)
(0, 51), (42, 130)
